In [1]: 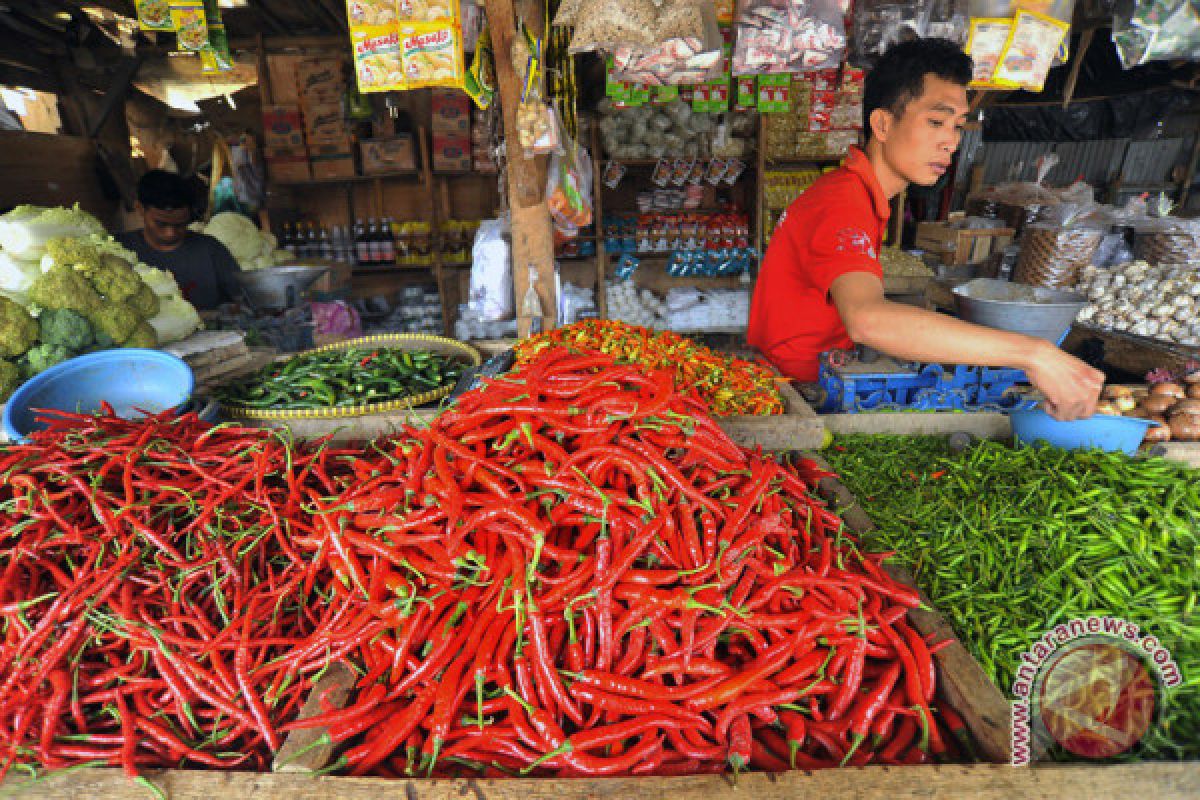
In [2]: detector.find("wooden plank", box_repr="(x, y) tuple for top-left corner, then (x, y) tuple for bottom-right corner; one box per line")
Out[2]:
(811, 460), (1013, 764)
(272, 663), (356, 773)
(5, 763), (1197, 799)
(716, 381), (826, 450)
(1065, 325), (1200, 379)
(822, 411), (1013, 439)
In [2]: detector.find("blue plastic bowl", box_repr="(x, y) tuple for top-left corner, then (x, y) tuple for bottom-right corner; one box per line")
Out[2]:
(1010, 409), (1159, 455)
(3, 349), (194, 443)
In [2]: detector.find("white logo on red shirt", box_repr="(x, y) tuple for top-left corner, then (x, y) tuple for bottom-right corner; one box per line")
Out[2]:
(834, 227), (876, 259)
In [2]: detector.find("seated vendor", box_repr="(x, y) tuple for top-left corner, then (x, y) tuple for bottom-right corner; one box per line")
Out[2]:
(119, 170), (241, 311)
(748, 39), (1103, 421)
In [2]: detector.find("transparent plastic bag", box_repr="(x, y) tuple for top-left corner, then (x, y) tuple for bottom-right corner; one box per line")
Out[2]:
(546, 133), (594, 239)
(469, 218), (513, 322)
(1113, 0), (1200, 69)
(733, 0), (847, 75)
(852, 1), (968, 65)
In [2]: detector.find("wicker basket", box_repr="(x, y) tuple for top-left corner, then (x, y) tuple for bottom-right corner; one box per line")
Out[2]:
(221, 334), (481, 420)
(1134, 231), (1200, 266)
(1012, 227), (1103, 290)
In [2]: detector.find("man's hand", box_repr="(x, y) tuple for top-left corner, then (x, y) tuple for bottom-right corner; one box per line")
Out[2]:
(1023, 340), (1105, 421)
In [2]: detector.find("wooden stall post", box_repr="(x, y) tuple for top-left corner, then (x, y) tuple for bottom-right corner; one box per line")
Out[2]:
(483, 0), (557, 337)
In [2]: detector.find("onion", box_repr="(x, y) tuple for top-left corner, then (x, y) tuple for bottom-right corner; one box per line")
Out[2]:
(1150, 382), (1186, 399)
(1188, 383), (1200, 400)
(1171, 399), (1200, 415)
(1140, 395), (1177, 415)
(1168, 414), (1200, 442)
(1144, 416), (1172, 443)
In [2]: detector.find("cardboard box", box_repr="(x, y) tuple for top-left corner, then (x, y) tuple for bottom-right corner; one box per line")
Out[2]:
(308, 137), (355, 158)
(915, 222), (1015, 266)
(261, 105), (305, 150)
(432, 134), (470, 173)
(431, 90), (471, 134)
(304, 104), (352, 144)
(267, 55), (303, 104)
(310, 154), (356, 180)
(267, 155), (311, 183)
(295, 59), (345, 98)
(361, 136), (416, 174)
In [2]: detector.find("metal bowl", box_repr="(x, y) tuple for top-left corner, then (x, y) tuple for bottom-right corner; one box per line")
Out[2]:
(234, 265), (329, 311)
(953, 278), (1087, 345)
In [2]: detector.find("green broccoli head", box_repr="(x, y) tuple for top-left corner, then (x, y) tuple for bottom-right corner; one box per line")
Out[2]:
(92, 329), (117, 351)
(20, 343), (72, 377)
(88, 258), (144, 304)
(87, 303), (139, 345)
(30, 265), (103, 316)
(0, 295), (38, 359)
(38, 308), (93, 351)
(122, 322), (158, 349)
(128, 283), (161, 319)
(0, 358), (19, 401)
(44, 236), (102, 274)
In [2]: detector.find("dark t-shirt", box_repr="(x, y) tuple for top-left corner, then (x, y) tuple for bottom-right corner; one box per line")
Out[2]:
(117, 230), (241, 311)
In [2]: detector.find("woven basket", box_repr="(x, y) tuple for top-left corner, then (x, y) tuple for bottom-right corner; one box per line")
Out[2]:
(1013, 227), (1103, 290)
(1134, 231), (1200, 266)
(222, 334), (481, 420)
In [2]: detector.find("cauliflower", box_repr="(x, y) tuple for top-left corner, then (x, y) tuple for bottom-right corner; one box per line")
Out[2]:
(200, 212), (271, 269)
(42, 236), (101, 274)
(38, 308), (94, 351)
(122, 322), (159, 349)
(0, 204), (107, 259)
(0, 358), (18, 401)
(129, 283), (160, 319)
(134, 265), (182, 297)
(29, 265), (103, 315)
(0, 295), (38, 358)
(88, 304), (139, 344)
(148, 293), (204, 344)
(20, 343), (72, 377)
(88, 258), (143, 303)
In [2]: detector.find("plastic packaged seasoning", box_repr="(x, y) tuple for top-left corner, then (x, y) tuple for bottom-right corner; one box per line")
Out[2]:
(991, 10), (1069, 91)
(352, 27), (407, 92)
(200, 0), (234, 72)
(464, 27), (496, 109)
(136, 0), (174, 31)
(732, 0), (847, 75)
(398, 0), (458, 22)
(965, 18), (1011, 88)
(1113, 0), (1200, 69)
(169, 1), (209, 52)
(401, 24), (465, 89)
(346, 0), (398, 26)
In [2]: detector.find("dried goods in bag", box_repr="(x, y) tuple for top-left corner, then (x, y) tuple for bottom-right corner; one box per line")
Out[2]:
(569, 0), (685, 53)
(732, 0), (848, 75)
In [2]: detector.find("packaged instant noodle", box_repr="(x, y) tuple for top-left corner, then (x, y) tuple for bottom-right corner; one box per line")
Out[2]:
(170, 1), (210, 52)
(347, 0), (398, 26)
(991, 10), (1069, 91)
(965, 17), (1011, 88)
(352, 26), (407, 92)
(398, 0), (458, 22)
(400, 24), (465, 89)
(137, 0), (174, 31)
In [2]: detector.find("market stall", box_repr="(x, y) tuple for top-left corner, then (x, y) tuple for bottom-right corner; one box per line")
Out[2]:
(1, 0), (1200, 797)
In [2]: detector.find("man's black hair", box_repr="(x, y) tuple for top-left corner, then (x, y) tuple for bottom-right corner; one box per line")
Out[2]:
(137, 169), (194, 211)
(863, 38), (972, 141)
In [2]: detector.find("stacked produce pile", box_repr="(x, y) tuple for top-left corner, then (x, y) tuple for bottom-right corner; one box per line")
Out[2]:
(1076, 261), (1200, 347)
(193, 212), (293, 272)
(1, 351), (963, 782)
(515, 320), (785, 416)
(0, 204), (204, 400)
(1098, 366), (1200, 443)
(826, 435), (1199, 761)
(0, 412), (372, 779)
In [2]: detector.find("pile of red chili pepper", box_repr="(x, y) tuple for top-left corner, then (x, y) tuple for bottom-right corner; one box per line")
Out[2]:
(513, 320), (785, 417)
(0, 412), (370, 782)
(287, 348), (967, 777)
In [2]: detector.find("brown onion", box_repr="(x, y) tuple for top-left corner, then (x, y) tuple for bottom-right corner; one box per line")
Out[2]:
(1140, 395), (1178, 415)
(1144, 415), (1172, 443)
(1171, 399), (1200, 415)
(1188, 382), (1200, 400)
(1169, 414), (1200, 441)
(1149, 382), (1186, 399)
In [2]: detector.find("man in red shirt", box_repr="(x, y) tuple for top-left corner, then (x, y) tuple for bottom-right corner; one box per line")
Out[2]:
(749, 39), (1103, 420)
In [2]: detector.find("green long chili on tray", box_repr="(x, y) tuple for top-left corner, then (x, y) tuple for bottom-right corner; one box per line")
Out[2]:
(216, 347), (466, 411)
(824, 435), (1200, 762)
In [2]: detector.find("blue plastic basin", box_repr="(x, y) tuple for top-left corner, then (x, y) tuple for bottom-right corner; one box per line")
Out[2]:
(3, 349), (194, 443)
(1009, 409), (1159, 455)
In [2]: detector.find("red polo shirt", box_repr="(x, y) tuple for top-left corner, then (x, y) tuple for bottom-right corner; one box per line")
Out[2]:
(748, 147), (890, 381)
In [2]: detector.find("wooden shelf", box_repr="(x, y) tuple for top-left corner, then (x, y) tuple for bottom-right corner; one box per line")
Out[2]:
(353, 264), (436, 274)
(765, 156), (845, 166)
(271, 171), (422, 187)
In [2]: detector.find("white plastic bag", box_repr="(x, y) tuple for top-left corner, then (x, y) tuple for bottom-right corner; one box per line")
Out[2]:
(469, 218), (513, 322)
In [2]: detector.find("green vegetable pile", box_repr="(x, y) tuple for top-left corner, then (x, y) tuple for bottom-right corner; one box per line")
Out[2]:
(825, 435), (1199, 761)
(216, 347), (467, 411)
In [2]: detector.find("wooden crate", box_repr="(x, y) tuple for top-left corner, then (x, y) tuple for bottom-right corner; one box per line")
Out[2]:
(915, 223), (1014, 266)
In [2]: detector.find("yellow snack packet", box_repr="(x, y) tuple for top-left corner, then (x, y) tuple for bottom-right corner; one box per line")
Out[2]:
(136, 0), (174, 31)
(346, 0), (398, 26)
(400, 24), (465, 89)
(992, 10), (1070, 92)
(170, 1), (210, 52)
(352, 26), (408, 93)
(965, 18), (1011, 90)
(397, 0), (459, 23)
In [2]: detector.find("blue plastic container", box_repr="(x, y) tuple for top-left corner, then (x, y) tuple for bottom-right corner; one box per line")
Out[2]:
(3, 349), (194, 443)
(1009, 409), (1159, 455)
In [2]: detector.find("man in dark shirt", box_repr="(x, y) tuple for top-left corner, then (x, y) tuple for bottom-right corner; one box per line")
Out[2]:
(118, 170), (242, 311)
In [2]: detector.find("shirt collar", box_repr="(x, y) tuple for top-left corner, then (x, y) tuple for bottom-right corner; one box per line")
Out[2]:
(844, 147), (892, 222)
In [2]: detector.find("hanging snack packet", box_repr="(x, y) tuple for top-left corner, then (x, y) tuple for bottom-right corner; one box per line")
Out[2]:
(652, 158), (672, 187)
(201, 0), (234, 72)
(398, 0), (458, 22)
(346, 0), (398, 26)
(992, 10), (1070, 92)
(137, 0), (174, 31)
(170, 1), (210, 52)
(465, 27), (496, 109)
(602, 160), (627, 190)
(400, 24), (466, 89)
(965, 18), (1011, 89)
(352, 26), (407, 93)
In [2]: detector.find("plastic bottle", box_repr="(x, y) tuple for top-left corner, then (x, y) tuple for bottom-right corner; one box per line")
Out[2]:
(521, 264), (544, 335)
